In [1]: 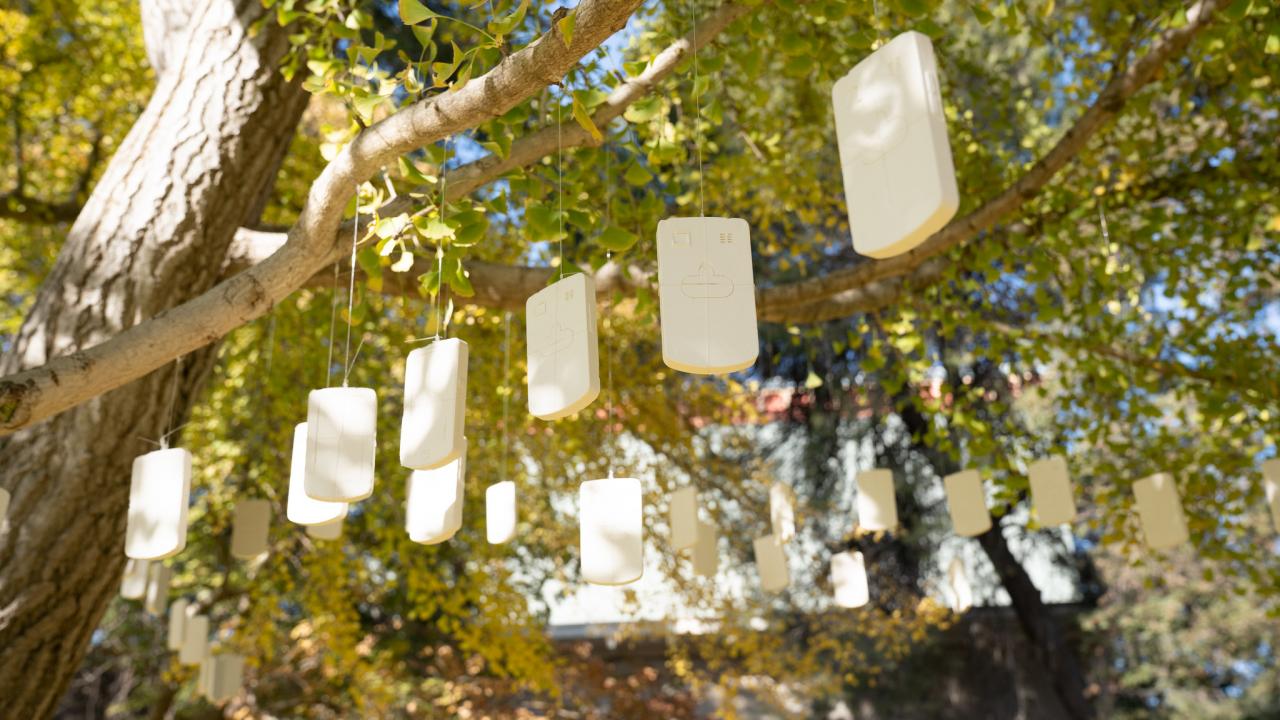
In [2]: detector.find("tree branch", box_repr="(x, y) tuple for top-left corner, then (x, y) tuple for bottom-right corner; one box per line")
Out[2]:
(0, 0), (646, 434)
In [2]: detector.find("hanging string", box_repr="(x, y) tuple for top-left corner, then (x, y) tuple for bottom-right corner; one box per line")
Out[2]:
(326, 263), (339, 386)
(435, 136), (452, 340)
(556, 99), (565, 279)
(160, 355), (184, 449)
(501, 311), (512, 484)
(604, 140), (617, 477)
(342, 185), (361, 387)
(686, 0), (706, 217)
(871, 0), (887, 45)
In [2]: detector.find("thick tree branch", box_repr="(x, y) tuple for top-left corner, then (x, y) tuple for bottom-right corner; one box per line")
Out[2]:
(0, 0), (645, 435)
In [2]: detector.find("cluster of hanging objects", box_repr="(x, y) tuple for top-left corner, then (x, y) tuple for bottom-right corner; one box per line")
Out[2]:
(49, 25), (1270, 706)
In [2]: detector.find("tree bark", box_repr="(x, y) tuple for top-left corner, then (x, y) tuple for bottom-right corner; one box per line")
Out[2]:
(0, 1), (307, 717)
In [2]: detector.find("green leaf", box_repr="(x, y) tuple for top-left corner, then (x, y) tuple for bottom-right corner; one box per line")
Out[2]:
(414, 215), (456, 241)
(598, 226), (639, 252)
(557, 11), (576, 48)
(623, 95), (662, 123)
(411, 21), (437, 47)
(571, 95), (602, 142)
(352, 92), (383, 124)
(374, 215), (410, 239)
(452, 210), (489, 246)
(399, 0), (438, 25)
(525, 204), (562, 241)
(623, 162), (653, 186)
(487, 0), (529, 36)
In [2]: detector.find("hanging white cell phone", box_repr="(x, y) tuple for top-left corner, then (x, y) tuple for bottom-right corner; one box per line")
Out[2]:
(125, 447), (192, 560)
(400, 338), (468, 469)
(526, 273), (600, 420)
(579, 477), (644, 586)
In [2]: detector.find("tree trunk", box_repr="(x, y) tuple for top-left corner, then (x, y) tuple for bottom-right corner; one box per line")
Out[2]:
(0, 2), (307, 716)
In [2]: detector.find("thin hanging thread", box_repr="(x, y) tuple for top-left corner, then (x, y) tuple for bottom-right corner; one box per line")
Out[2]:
(160, 355), (184, 449)
(604, 144), (616, 477)
(501, 311), (512, 484)
(326, 262), (339, 386)
(557, 100), (565, 279)
(342, 186), (361, 386)
(687, 0), (705, 217)
(1099, 195), (1138, 466)
(435, 136), (452, 340)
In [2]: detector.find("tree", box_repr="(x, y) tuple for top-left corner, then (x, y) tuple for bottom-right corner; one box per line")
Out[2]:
(2, 0), (1276, 716)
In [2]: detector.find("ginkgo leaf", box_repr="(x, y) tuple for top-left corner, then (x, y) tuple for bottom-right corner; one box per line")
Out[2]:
(571, 95), (602, 142)
(399, 0), (438, 25)
(557, 11), (576, 48)
(597, 226), (638, 252)
(391, 249), (416, 273)
(487, 0), (529, 36)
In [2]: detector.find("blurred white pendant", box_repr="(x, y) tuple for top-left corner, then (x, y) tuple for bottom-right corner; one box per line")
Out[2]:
(179, 613), (209, 665)
(166, 598), (192, 651)
(120, 558), (150, 600)
(1133, 473), (1189, 550)
(1262, 459), (1280, 533)
(485, 481), (517, 545)
(832, 31), (958, 259)
(304, 386), (377, 502)
(145, 563), (171, 615)
(831, 550), (870, 608)
(769, 482), (796, 544)
(1028, 456), (1076, 526)
(307, 517), (344, 541)
(855, 468), (898, 531)
(0, 487), (9, 522)
(125, 447), (192, 560)
(943, 469), (992, 537)
(526, 273), (600, 420)
(230, 499), (271, 561)
(209, 653), (246, 703)
(753, 534), (790, 593)
(197, 648), (215, 699)
(947, 556), (973, 611)
(406, 439), (466, 544)
(669, 486), (699, 551)
(691, 520), (718, 578)
(400, 338), (468, 469)
(579, 477), (644, 585)
(286, 423), (348, 526)
(656, 217), (759, 374)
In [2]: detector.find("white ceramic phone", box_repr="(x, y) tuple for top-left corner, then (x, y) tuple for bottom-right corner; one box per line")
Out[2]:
(400, 338), (468, 469)
(579, 477), (644, 585)
(305, 387), (377, 502)
(526, 273), (600, 420)
(126, 447), (192, 560)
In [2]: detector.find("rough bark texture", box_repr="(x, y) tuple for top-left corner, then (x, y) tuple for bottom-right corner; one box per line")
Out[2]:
(0, 1), (308, 717)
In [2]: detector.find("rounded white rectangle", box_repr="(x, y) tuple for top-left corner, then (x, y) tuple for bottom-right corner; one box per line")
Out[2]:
(831, 550), (870, 608)
(125, 447), (192, 560)
(669, 487), (699, 551)
(1133, 472), (1189, 550)
(120, 558), (150, 600)
(0, 487), (9, 522)
(579, 477), (644, 586)
(486, 480), (517, 544)
(286, 423), (348, 526)
(656, 216), (759, 374)
(769, 482), (796, 544)
(832, 31), (959, 259)
(943, 469), (992, 537)
(406, 439), (467, 544)
(179, 613), (209, 665)
(753, 534), (790, 593)
(526, 273), (600, 420)
(1262, 459), (1280, 533)
(304, 386), (377, 502)
(145, 562), (171, 615)
(307, 517), (344, 541)
(692, 520), (718, 578)
(855, 469), (897, 531)
(1028, 455), (1077, 527)
(400, 338), (468, 469)
(947, 557), (974, 612)
(209, 653), (246, 703)
(231, 499), (271, 561)
(166, 598), (191, 651)
(197, 649), (214, 698)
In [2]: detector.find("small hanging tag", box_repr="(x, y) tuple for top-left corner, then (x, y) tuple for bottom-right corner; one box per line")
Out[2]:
(166, 598), (192, 651)
(486, 480), (517, 545)
(120, 558), (150, 600)
(526, 273), (601, 420)
(400, 338), (468, 470)
(1028, 456), (1077, 527)
(769, 482), (797, 544)
(753, 534), (790, 593)
(179, 614), (209, 666)
(125, 447), (193, 560)
(669, 487), (699, 551)
(855, 469), (898, 531)
(832, 31), (958, 259)
(230, 499), (271, 562)
(656, 216), (759, 375)
(286, 423), (348, 526)
(943, 469), (992, 537)
(831, 550), (870, 608)
(306, 517), (344, 541)
(145, 563), (171, 616)
(579, 477), (644, 586)
(691, 520), (718, 578)
(1133, 473), (1189, 550)
(304, 387), (378, 502)
(1262, 459), (1280, 534)
(406, 439), (467, 544)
